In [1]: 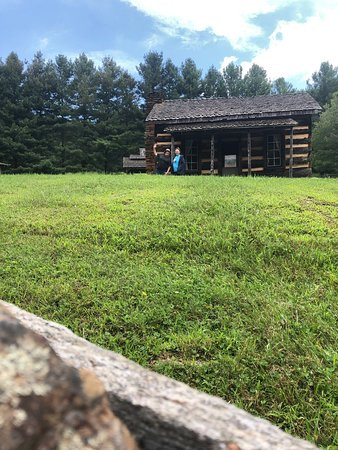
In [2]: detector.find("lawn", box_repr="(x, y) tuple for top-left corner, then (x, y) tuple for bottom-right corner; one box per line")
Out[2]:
(0, 173), (337, 447)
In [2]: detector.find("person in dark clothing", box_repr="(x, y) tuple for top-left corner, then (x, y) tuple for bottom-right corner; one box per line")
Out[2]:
(153, 145), (171, 174)
(167, 147), (185, 175)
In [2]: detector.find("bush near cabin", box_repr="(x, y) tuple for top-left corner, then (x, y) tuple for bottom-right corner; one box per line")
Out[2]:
(312, 92), (338, 175)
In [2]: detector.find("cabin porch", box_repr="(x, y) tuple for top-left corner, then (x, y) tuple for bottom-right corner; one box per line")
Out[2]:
(153, 123), (311, 176)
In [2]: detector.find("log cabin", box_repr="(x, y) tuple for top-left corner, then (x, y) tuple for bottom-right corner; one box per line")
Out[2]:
(145, 92), (321, 176)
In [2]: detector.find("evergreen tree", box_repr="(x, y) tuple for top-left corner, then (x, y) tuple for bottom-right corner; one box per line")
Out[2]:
(94, 58), (143, 172)
(72, 53), (97, 121)
(0, 52), (31, 172)
(312, 92), (338, 175)
(23, 52), (59, 172)
(52, 54), (75, 171)
(271, 77), (295, 94)
(96, 57), (122, 121)
(115, 70), (141, 126)
(203, 65), (226, 98)
(243, 64), (271, 96)
(307, 62), (338, 106)
(137, 51), (164, 99)
(180, 58), (202, 98)
(162, 59), (181, 99)
(223, 62), (244, 97)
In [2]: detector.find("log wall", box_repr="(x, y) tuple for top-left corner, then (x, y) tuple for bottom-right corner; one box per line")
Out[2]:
(145, 122), (156, 173)
(145, 121), (313, 176)
(284, 125), (311, 175)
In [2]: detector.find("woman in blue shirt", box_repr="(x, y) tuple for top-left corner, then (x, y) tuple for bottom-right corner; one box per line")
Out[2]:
(167, 147), (185, 175)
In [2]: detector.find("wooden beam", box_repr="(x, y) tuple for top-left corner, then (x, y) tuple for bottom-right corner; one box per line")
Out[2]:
(242, 167), (264, 173)
(286, 163), (310, 169)
(156, 133), (172, 137)
(156, 141), (181, 146)
(241, 156), (264, 161)
(289, 127), (294, 178)
(285, 144), (309, 149)
(210, 134), (215, 175)
(247, 132), (252, 176)
(201, 158), (218, 163)
(286, 153), (309, 159)
(201, 169), (218, 174)
(285, 134), (309, 140)
(294, 126), (309, 130)
(171, 135), (175, 159)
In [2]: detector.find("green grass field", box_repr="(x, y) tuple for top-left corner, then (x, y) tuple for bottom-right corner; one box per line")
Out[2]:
(0, 174), (337, 447)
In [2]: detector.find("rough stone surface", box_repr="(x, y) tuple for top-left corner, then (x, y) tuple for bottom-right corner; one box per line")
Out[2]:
(0, 305), (138, 450)
(1, 301), (318, 450)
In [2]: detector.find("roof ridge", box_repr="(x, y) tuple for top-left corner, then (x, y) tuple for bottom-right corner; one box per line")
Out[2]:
(146, 92), (321, 122)
(161, 92), (310, 104)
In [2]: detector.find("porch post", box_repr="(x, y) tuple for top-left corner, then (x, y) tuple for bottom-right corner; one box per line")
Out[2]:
(247, 132), (252, 176)
(210, 134), (215, 175)
(171, 135), (175, 159)
(289, 127), (294, 178)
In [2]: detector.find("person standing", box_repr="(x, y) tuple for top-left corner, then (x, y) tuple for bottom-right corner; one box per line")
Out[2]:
(153, 144), (171, 175)
(168, 147), (185, 175)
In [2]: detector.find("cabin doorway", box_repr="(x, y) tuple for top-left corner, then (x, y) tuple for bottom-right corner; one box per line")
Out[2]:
(217, 135), (240, 175)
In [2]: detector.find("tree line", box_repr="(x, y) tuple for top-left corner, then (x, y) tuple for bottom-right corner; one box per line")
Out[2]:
(0, 52), (144, 173)
(0, 50), (337, 173)
(137, 52), (337, 107)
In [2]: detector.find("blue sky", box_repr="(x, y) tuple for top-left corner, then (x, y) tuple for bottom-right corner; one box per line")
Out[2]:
(0, 0), (337, 88)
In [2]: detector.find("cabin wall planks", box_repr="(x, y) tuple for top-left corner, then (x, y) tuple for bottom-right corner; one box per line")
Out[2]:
(145, 93), (319, 176)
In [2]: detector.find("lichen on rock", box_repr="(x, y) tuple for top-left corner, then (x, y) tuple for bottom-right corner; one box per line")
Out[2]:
(0, 305), (138, 450)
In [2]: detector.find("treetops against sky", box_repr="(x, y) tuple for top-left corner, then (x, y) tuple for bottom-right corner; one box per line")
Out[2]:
(0, 49), (337, 175)
(1, 0), (338, 174)
(0, 0), (337, 90)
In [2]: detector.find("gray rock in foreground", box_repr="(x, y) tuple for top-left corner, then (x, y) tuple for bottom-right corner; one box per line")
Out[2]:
(0, 305), (138, 450)
(1, 301), (318, 450)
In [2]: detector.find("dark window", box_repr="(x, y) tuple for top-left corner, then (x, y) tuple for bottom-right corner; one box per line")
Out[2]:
(266, 135), (281, 167)
(185, 139), (198, 172)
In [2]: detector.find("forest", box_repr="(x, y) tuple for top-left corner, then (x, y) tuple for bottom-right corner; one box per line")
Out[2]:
(0, 51), (337, 174)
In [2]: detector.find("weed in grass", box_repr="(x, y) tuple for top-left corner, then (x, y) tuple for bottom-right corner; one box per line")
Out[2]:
(0, 174), (337, 447)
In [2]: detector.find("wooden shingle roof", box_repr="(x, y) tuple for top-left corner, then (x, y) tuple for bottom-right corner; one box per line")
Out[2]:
(164, 118), (298, 132)
(146, 93), (321, 124)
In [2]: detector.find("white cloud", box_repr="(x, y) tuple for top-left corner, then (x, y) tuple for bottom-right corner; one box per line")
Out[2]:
(123, 0), (337, 82)
(122, 0), (294, 50)
(143, 33), (163, 50)
(220, 56), (238, 71)
(241, 2), (338, 82)
(38, 37), (49, 50)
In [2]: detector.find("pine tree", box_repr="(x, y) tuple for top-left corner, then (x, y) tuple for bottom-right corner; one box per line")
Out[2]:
(0, 52), (31, 172)
(271, 77), (295, 94)
(203, 65), (226, 98)
(162, 59), (181, 99)
(137, 51), (164, 100)
(307, 62), (338, 106)
(243, 64), (271, 97)
(180, 58), (202, 99)
(94, 58), (143, 172)
(52, 54), (75, 171)
(72, 53), (97, 121)
(23, 52), (59, 172)
(223, 62), (244, 97)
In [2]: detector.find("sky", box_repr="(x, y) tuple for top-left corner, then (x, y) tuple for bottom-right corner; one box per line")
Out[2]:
(0, 0), (337, 88)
